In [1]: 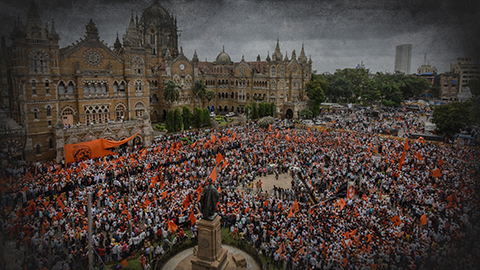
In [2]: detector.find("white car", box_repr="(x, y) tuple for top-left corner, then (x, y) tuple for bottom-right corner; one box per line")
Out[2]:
(210, 112), (216, 117)
(226, 112), (235, 117)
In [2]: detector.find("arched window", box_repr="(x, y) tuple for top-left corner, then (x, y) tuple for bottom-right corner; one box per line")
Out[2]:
(58, 82), (66, 94)
(115, 104), (126, 121)
(132, 56), (144, 75)
(151, 94), (158, 103)
(29, 49), (49, 74)
(33, 108), (39, 119)
(271, 66), (277, 77)
(49, 138), (54, 149)
(113, 81), (119, 92)
(36, 144), (41, 155)
(67, 82), (74, 94)
(134, 102), (145, 117)
(119, 82), (126, 92)
(31, 81), (37, 95)
(45, 80), (50, 94)
(46, 106), (51, 117)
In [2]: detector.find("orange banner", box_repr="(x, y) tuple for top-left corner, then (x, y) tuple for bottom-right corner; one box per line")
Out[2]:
(65, 132), (140, 164)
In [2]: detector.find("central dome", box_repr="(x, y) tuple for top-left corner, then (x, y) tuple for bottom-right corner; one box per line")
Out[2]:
(216, 46), (231, 65)
(141, 1), (173, 25)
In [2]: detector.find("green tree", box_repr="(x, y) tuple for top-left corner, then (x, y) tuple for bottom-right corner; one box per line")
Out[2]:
(306, 76), (327, 116)
(165, 109), (175, 132)
(360, 78), (381, 106)
(174, 107), (183, 132)
(400, 75), (429, 98)
(193, 107), (203, 128)
(374, 72), (403, 106)
(300, 109), (313, 119)
(259, 102), (265, 118)
(201, 108), (211, 126)
(192, 81), (207, 107)
(432, 101), (472, 137)
(270, 102), (276, 117)
(252, 102), (259, 119)
(205, 90), (216, 106)
(325, 73), (353, 102)
(182, 106), (192, 130)
(163, 80), (180, 105)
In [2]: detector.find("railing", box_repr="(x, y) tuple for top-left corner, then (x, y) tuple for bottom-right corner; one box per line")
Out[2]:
(0, 128), (24, 137)
(63, 120), (141, 134)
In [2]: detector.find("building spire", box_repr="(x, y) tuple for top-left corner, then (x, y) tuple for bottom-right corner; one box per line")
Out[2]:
(299, 43), (307, 63)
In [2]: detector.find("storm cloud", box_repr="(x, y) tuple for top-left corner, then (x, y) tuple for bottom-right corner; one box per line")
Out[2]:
(1, 0), (478, 73)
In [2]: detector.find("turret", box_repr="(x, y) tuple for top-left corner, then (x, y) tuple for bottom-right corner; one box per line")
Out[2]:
(298, 44), (307, 63)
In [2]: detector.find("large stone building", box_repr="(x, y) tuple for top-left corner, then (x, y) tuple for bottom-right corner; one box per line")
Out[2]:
(0, 1), (311, 162)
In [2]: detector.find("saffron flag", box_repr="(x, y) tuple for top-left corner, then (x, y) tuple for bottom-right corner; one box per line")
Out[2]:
(65, 132), (140, 164)
(431, 168), (441, 178)
(338, 198), (346, 211)
(121, 259), (128, 267)
(209, 167), (217, 182)
(188, 211), (197, 226)
(291, 199), (300, 213)
(391, 215), (401, 226)
(215, 152), (224, 166)
(167, 220), (178, 233)
(420, 214), (427, 226)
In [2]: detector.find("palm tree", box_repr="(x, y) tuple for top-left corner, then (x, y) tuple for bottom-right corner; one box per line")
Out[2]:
(205, 90), (216, 107)
(192, 81), (207, 108)
(163, 80), (180, 106)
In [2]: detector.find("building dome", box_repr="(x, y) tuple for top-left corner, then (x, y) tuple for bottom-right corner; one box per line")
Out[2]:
(215, 46), (231, 65)
(140, 1), (173, 26)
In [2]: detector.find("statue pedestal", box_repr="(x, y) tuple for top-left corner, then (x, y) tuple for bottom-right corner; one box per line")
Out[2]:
(191, 215), (228, 270)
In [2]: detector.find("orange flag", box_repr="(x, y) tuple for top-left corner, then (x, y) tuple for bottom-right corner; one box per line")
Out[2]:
(438, 157), (444, 166)
(215, 152), (224, 166)
(431, 168), (441, 178)
(416, 152), (423, 161)
(404, 139), (409, 151)
(420, 214), (427, 226)
(338, 198), (346, 211)
(168, 220), (178, 233)
(287, 207), (294, 218)
(209, 167), (217, 182)
(391, 215), (401, 226)
(65, 132), (140, 164)
(188, 211), (197, 226)
(291, 199), (300, 213)
(183, 194), (191, 208)
(399, 150), (405, 170)
(121, 259), (128, 267)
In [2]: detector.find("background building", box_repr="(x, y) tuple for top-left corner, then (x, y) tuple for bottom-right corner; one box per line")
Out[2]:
(0, 1), (311, 162)
(439, 72), (459, 101)
(394, 44), (412, 74)
(450, 58), (480, 94)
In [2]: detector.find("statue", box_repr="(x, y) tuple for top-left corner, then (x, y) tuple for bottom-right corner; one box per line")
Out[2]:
(199, 180), (219, 221)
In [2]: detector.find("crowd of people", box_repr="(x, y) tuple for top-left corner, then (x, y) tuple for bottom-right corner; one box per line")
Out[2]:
(1, 108), (479, 270)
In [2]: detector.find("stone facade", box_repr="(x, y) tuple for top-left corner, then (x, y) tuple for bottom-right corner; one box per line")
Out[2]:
(0, 0), (311, 162)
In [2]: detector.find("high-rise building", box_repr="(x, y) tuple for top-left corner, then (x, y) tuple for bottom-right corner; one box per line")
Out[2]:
(450, 58), (480, 94)
(0, 0), (311, 162)
(394, 44), (412, 74)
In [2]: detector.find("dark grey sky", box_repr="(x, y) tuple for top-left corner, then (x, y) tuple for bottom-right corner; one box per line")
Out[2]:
(1, 0), (479, 74)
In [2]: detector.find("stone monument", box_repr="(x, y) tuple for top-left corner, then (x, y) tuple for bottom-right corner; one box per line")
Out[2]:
(173, 180), (246, 270)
